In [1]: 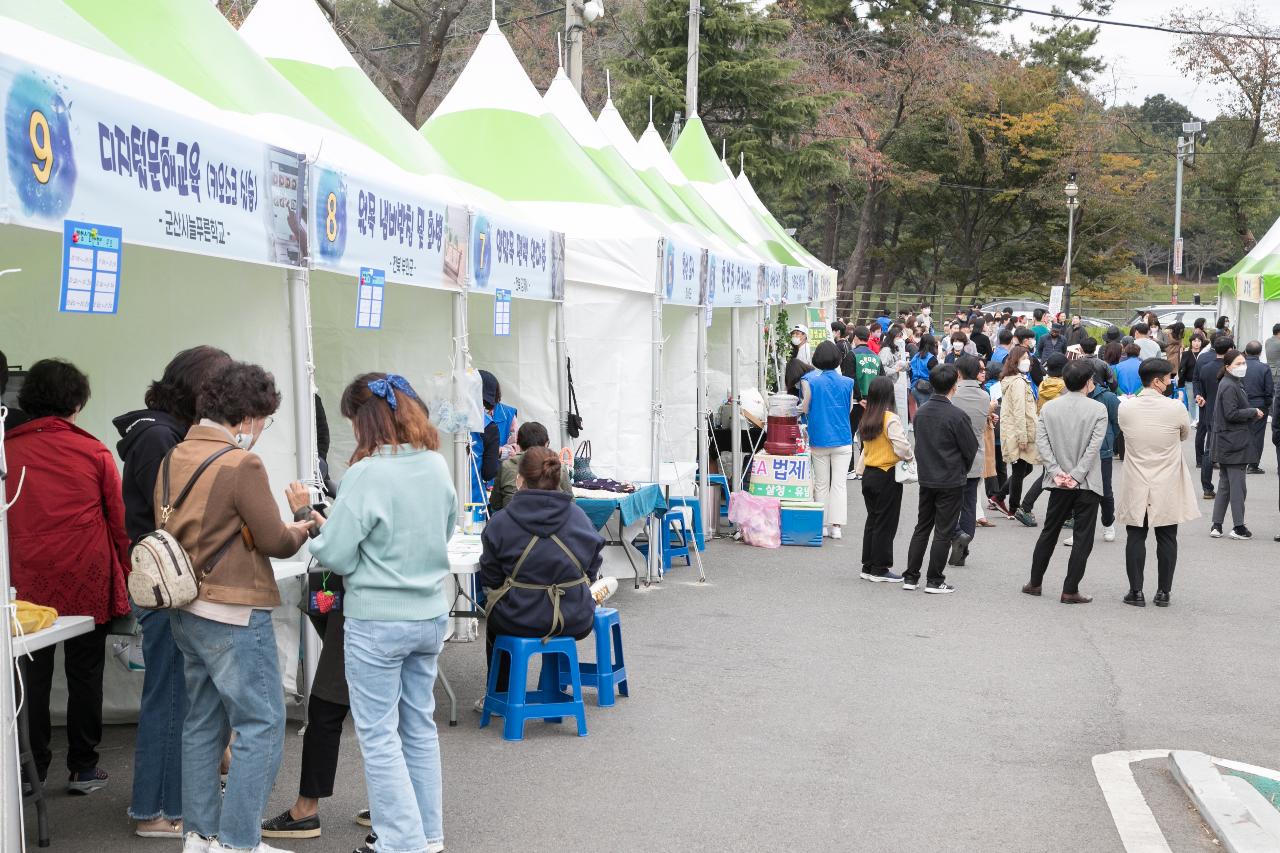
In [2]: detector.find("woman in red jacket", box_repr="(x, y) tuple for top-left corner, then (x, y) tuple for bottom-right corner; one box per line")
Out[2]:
(4, 358), (131, 794)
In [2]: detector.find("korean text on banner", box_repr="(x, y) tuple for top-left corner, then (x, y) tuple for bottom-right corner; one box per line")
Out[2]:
(1048, 285), (1063, 316)
(0, 57), (305, 267)
(470, 210), (565, 301)
(312, 165), (463, 289)
(60, 220), (121, 314)
(749, 452), (813, 501)
(759, 264), (784, 305)
(784, 266), (813, 305)
(661, 238), (707, 306)
(709, 251), (760, 307)
(817, 270), (837, 302)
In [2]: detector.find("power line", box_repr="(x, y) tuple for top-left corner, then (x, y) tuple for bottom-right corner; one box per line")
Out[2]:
(369, 5), (566, 50)
(961, 0), (1280, 42)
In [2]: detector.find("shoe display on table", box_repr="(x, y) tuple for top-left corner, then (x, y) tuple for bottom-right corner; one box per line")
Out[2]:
(924, 582), (956, 594)
(67, 767), (108, 795)
(1102, 525), (1115, 542)
(860, 571), (903, 583)
(1210, 524), (1223, 538)
(262, 809), (321, 839)
(1231, 525), (1253, 540)
(1123, 590), (1145, 607)
(1153, 591), (1171, 607)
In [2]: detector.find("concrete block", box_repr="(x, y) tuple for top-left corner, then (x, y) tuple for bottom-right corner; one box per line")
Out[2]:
(1169, 750), (1278, 853)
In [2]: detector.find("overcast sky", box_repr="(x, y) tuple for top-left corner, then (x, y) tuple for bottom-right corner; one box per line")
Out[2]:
(986, 0), (1277, 119)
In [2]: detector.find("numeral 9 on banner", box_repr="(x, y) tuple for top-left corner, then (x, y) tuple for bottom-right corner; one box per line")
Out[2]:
(29, 109), (52, 184)
(325, 192), (338, 242)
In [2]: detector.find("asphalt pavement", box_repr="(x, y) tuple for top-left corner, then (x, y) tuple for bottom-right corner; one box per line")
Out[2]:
(19, 445), (1280, 852)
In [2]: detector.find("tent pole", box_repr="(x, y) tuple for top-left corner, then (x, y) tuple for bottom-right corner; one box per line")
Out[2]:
(697, 305), (712, 536)
(453, 290), (471, 521)
(650, 288), (664, 584)
(730, 307), (742, 494)
(555, 300), (571, 449)
(759, 304), (768, 393)
(0, 417), (21, 853)
(288, 267), (316, 483)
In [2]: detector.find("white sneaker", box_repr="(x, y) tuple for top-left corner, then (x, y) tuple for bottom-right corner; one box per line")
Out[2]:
(209, 842), (295, 853)
(183, 834), (212, 853)
(830, 526), (842, 540)
(846, 470), (860, 481)
(822, 526), (829, 538)
(590, 576), (618, 605)
(473, 697), (486, 713)
(1102, 525), (1115, 542)
(1062, 537), (1073, 547)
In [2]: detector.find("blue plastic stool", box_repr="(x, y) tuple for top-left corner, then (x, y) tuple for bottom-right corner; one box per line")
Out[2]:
(480, 635), (587, 741)
(707, 474), (731, 519)
(667, 496), (706, 550)
(662, 511), (692, 568)
(561, 608), (629, 707)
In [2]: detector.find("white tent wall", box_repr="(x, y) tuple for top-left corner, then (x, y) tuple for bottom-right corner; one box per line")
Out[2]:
(661, 307), (701, 468)
(309, 271), (458, 481)
(707, 309), (763, 415)
(466, 293), (559, 449)
(0, 224), (305, 721)
(562, 282), (655, 480)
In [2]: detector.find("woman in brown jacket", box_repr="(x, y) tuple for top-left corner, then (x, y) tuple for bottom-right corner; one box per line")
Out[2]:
(162, 361), (312, 853)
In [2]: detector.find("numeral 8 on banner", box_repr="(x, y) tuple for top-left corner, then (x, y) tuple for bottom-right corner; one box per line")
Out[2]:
(325, 191), (338, 242)
(29, 110), (52, 184)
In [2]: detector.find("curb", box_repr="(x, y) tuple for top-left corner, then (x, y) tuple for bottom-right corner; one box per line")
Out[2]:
(1169, 750), (1280, 852)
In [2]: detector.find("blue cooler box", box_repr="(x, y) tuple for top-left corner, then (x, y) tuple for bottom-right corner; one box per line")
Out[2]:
(780, 502), (824, 547)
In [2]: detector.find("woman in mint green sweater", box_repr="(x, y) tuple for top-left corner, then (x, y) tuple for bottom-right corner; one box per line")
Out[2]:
(309, 373), (455, 853)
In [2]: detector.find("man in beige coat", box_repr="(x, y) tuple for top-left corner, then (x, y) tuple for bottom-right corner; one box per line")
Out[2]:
(1116, 358), (1200, 607)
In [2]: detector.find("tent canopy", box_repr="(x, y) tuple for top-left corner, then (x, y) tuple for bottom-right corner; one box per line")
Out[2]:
(1219, 215), (1280, 301)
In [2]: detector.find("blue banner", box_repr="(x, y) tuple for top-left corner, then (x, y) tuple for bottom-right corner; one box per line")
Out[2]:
(660, 238), (707, 306)
(470, 211), (564, 301)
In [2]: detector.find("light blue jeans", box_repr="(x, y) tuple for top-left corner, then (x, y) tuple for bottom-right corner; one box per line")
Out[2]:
(128, 605), (187, 821)
(345, 615), (448, 853)
(171, 609), (284, 850)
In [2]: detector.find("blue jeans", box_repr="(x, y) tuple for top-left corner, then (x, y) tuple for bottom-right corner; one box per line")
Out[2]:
(345, 615), (448, 853)
(128, 606), (188, 821)
(171, 609), (284, 850)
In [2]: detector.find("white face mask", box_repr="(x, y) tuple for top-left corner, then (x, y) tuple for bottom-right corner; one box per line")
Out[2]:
(1018, 358), (1032, 373)
(1230, 364), (1248, 378)
(922, 309), (931, 316)
(233, 419), (262, 451)
(791, 335), (804, 346)
(952, 341), (964, 352)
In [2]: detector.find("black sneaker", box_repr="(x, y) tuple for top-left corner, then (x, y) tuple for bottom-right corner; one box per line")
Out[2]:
(860, 570), (903, 583)
(1231, 525), (1253, 540)
(1210, 524), (1223, 538)
(924, 582), (956, 594)
(262, 808), (321, 839)
(355, 809), (372, 827)
(1013, 509), (1037, 528)
(1203, 490), (1216, 500)
(948, 533), (972, 567)
(67, 768), (108, 795)
(1248, 466), (1265, 475)
(901, 576), (921, 590)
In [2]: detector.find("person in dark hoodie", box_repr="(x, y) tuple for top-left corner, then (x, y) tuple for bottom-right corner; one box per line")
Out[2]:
(113, 345), (230, 839)
(0, 348), (31, 429)
(479, 447), (613, 700)
(468, 370), (504, 508)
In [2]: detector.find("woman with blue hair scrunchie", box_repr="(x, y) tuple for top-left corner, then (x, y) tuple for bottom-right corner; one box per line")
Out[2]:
(308, 372), (456, 853)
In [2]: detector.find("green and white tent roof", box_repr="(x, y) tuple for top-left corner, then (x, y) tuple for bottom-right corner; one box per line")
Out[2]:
(422, 21), (667, 293)
(1219, 216), (1280, 300)
(669, 117), (799, 267)
(594, 97), (767, 263)
(734, 165), (832, 276)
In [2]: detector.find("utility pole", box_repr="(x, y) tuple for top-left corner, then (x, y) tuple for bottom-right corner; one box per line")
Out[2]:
(1063, 173), (1079, 316)
(685, 0), (701, 118)
(565, 1), (584, 93)
(1170, 121), (1201, 305)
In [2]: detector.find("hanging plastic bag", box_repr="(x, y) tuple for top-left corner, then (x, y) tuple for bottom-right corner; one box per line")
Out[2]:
(424, 368), (485, 434)
(727, 492), (781, 549)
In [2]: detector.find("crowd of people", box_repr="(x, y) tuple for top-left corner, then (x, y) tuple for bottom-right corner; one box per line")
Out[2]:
(793, 301), (1266, 604)
(1, 347), (615, 853)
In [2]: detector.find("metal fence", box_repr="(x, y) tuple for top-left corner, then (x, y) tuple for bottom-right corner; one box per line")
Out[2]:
(836, 289), (1220, 328)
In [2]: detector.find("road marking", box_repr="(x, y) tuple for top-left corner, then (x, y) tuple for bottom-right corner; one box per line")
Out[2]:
(1092, 749), (1174, 853)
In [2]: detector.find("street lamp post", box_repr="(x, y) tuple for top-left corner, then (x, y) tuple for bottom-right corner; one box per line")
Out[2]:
(1064, 173), (1079, 316)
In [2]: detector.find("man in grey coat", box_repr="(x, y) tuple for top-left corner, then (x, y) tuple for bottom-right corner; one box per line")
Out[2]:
(1022, 360), (1109, 603)
(949, 355), (989, 567)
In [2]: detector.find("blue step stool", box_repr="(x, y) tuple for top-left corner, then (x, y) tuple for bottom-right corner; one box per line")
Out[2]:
(667, 497), (706, 550)
(480, 635), (587, 741)
(707, 474), (731, 519)
(560, 607), (629, 706)
(635, 510), (693, 570)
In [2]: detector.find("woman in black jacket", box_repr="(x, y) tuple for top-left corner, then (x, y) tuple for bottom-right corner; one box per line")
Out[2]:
(479, 447), (610, 695)
(1210, 349), (1264, 539)
(112, 346), (230, 839)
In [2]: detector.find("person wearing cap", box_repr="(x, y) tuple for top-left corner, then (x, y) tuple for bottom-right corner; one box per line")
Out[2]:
(1036, 323), (1068, 361)
(789, 324), (811, 363)
(1104, 325), (1122, 346)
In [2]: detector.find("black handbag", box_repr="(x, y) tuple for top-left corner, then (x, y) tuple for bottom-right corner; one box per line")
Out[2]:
(566, 357), (583, 438)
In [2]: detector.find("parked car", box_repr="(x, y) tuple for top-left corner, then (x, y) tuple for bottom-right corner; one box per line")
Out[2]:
(982, 299), (1049, 317)
(1126, 304), (1220, 331)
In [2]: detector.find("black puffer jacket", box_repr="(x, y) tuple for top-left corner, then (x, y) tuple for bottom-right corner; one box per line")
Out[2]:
(480, 489), (603, 640)
(113, 409), (186, 543)
(1212, 374), (1261, 466)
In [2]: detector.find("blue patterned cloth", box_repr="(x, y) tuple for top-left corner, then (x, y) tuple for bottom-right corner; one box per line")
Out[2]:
(575, 483), (667, 531)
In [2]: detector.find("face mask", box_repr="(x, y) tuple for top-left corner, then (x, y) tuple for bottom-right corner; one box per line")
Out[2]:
(1018, 359), (1032, 373)
(1230, 365), (1247, 378)
(952, 341), (964, 352)
(791, 336), (804, 346)
(233, 419), (261, 451)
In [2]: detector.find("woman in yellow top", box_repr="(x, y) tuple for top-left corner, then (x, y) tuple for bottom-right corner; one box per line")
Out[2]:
(855, 376), (915, 582)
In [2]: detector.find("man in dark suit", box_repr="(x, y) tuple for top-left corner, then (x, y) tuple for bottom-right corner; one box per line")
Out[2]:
(1194, 336), (1232, 497)
(903, 363), (978, 594)
(1243, 341), (1273, 474)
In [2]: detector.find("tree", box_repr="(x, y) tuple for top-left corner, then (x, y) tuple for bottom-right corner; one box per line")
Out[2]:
(1168, 3), (1280, 251)
(313, 0), (474, 125)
